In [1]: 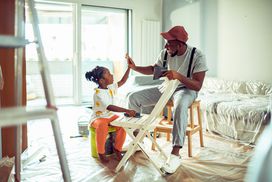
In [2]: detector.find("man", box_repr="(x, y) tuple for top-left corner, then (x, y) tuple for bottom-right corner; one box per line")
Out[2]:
(126, 25), (208, 173)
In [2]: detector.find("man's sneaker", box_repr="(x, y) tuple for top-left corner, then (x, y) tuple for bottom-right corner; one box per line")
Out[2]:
(161, 154), (182, 174)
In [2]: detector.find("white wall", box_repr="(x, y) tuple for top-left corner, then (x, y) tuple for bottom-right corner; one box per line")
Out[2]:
(49, 0), (163, 67)
(200, 0), (218, 77)
(170, 3), (201, 49)
(163, 0), (272, 83)
(217, 0), (272, 83)
(162, 0), (214, 75)
(163, 0), (201, 49)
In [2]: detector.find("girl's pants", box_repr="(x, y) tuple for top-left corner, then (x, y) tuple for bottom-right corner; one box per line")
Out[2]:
(91, 115), (126, 154)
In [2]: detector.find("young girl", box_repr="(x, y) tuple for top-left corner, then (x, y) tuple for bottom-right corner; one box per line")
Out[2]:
(85, 63), (136, 163)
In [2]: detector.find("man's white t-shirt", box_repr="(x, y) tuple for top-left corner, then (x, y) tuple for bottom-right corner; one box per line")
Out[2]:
(155, 45), (208, 89)
(90, 83), (118, 124)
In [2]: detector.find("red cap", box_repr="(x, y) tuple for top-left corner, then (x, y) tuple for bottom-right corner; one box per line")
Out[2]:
(161, 26), (188, 43)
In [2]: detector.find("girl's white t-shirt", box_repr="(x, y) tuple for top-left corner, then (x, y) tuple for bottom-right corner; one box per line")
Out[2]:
(90, 83), (118, 124)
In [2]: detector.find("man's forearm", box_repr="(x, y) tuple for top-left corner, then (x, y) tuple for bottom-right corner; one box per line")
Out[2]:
(177, 75), (201, 91)
(177, 71), (205, 91)
(133, 65), (154, 75)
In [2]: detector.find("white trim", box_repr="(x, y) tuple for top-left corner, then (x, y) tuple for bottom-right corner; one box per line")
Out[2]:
(73, 3), (81, 105)
(36, 0), (134, 10)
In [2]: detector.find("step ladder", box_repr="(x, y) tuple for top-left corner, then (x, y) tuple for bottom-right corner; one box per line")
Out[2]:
(0, 0), (71, 181)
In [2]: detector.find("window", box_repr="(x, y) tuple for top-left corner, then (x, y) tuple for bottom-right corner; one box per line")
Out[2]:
(26, 1), (74, 105)
(25, 1), (130, 106)
(81, 6), (129, 104)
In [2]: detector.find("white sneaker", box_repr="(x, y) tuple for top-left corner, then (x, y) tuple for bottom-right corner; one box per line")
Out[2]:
(161, 154), (182, 174)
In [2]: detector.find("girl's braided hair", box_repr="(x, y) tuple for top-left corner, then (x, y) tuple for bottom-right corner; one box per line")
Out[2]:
(85, 66), (105, 85)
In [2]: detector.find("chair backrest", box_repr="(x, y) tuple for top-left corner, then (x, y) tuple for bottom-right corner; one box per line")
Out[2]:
(143, 78), (180, 127)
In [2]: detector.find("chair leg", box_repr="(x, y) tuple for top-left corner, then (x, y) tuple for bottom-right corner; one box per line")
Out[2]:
(188, 133), (192, 157)
(166, 105), (172, 142)
(166, 132), (170, 141)
(152, 129), (157, 150)
(199, 129), (204, 147)
(197, 105), (204, 147)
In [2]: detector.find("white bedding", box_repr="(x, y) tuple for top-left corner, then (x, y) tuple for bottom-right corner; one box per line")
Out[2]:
(198, 77), (271, 144)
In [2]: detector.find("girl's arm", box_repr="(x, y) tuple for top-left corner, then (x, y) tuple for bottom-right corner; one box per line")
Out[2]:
(107, 105), (136, 117)
(117, 67), (130, 87)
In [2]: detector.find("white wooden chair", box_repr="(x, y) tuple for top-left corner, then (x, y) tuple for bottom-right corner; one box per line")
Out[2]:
(111, 78), (180, 175)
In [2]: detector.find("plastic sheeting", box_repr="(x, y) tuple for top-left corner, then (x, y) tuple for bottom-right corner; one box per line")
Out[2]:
(13, 132), (253, 182)
(198, 77), (271, 144)
(246, 121), (272, 182)
(9, 106), (255, 182)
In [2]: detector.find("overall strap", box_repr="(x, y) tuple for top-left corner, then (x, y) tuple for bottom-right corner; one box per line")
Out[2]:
(187, 47), (196, 78)
(162, 50), (168, 68)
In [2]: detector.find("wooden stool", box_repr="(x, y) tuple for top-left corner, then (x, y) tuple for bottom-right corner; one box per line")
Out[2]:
(152, 100), (204, 157)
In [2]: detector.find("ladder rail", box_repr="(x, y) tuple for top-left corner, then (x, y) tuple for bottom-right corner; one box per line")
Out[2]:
(0, 0), (72, 181)
(14, 0), (25, 180)
(27, 0), (71, 181)
(27, 0), (55, 105)
(0, 107), (57, 127)
(0, 35), (29, 48)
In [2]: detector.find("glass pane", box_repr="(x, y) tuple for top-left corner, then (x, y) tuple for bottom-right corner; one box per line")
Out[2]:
(81, 6), (128, 104)
(25, 1), (73, 106)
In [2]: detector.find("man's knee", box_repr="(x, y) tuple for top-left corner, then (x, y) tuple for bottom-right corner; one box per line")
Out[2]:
(174, 101), (190, 113)
(127, 92), (140, 105)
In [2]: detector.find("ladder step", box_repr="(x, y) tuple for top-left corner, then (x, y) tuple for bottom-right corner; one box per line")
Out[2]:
(0, 35), (29, 48)
(0, 106), (57, 127)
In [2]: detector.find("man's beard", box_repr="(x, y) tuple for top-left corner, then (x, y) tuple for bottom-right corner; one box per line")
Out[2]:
(170, 50), (178, 57)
